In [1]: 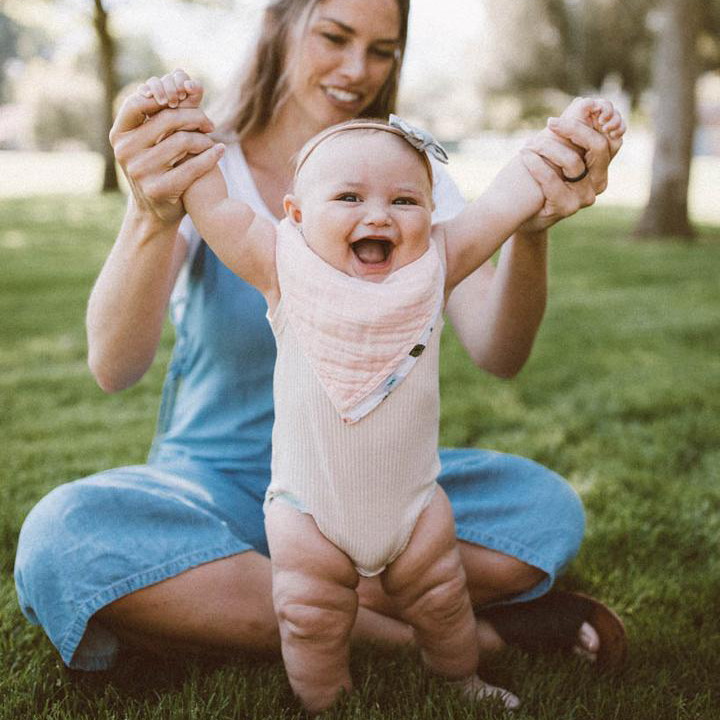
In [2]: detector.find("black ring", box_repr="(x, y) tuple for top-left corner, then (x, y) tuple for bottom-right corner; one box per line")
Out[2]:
(562, 166), (589, 183)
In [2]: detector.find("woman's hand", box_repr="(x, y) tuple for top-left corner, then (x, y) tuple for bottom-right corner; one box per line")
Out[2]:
(109, 69), (222, 225)
(517, 97), (625, 234)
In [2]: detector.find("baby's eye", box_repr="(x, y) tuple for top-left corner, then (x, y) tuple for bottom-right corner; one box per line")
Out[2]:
(337, 193), (360, 202)
(393, 197), (417, 206)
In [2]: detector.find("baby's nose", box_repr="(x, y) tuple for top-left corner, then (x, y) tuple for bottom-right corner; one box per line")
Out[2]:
(364, 203), (391, 225)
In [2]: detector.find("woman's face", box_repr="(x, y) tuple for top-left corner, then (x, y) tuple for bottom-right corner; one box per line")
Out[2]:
(285, 0), (402, 132)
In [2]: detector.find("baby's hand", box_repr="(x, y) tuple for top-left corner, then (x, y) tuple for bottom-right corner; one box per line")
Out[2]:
(554, 97), (625, 139)
(136, 68), (204, 111)
(549, 96), (626, 168)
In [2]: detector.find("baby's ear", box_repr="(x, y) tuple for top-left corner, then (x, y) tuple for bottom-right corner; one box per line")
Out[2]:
(283, 194), (302, 225)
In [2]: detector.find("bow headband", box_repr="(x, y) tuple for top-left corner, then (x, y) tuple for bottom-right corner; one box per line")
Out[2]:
(294, 114), (449, 181)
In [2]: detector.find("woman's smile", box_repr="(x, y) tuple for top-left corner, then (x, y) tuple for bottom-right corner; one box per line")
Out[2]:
(323, 85), (363, 106)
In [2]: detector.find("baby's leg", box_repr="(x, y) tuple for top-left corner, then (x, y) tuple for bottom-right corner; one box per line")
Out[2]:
(265, 501), (359, 713)
(382, 489), (519, 709)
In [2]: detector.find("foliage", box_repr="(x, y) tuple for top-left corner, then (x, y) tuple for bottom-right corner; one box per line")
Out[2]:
(1, 195), (720, 718)
(0, 11), (21, 102)
(481, 0), (720, 110)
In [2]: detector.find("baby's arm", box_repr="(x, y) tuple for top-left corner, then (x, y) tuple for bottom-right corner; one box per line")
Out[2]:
(442, 97), (625, 290)
(441, 154), (545, 290)
(182, 165), (276, 296)
(138, 75), (276, 297)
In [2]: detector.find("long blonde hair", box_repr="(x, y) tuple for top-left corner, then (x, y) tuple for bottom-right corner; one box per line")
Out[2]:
(212, 0), (411, 142)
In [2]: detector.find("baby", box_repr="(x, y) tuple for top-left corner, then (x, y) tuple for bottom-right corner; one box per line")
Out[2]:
(139, 79), (624, 712)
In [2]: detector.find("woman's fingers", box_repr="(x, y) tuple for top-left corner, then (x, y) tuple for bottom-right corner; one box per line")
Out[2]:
(126, 142), (224, 213)
(519, 148), (597, 232)
(520, 150), (580, 217)
(125, 131), (217, 180)
(109, 68), (213, 222)
(113, 107), (214, 166)
(165, 144), (225, 197)
(524, 130), (587, 182)
(547, 117), (611, 188)
(141, 144), (225, 207)
(110, 91), (165, 139)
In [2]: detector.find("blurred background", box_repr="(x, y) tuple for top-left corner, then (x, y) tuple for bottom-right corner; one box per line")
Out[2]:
(2, 7), (719, 716)
(0, 0), (719, 235)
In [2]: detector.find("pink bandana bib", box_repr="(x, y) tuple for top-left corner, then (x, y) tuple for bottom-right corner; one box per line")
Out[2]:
(275, 219), (445, 423)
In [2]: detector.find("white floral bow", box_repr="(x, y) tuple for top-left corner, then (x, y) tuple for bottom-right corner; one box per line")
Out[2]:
(388, 114), (449, 165)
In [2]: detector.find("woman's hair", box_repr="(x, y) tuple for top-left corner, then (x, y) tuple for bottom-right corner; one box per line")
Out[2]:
(211, 0), (411, 142)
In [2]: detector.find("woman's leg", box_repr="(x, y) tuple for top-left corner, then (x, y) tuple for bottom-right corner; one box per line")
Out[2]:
(14, 462), (268, 670)
(265, 501), (359, 713)
(438, 449), (585, 601)
(14, 461), (414, 671)
(359, 448), (599, 659)
(96, 552), (414, 657)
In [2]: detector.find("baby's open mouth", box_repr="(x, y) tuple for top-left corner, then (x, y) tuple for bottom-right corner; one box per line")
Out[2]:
(351, 239), (393, 265)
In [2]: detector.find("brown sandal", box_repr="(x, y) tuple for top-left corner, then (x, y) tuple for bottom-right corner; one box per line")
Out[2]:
(477, 590), (627, 670)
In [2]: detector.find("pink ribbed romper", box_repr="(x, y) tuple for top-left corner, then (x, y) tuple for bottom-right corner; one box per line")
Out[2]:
(264, 220), (446, 576)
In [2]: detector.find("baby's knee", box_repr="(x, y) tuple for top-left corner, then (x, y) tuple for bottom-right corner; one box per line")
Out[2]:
(414, 569), (471, 628)
(273, 576), (357, 645)
(393, 550), (470, 627)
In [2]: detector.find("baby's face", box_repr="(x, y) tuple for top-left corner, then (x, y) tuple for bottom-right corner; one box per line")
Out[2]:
(285, 131), (434, 282)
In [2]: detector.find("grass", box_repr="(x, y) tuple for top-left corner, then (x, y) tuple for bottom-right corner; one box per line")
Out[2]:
(1, 195), (719, 719)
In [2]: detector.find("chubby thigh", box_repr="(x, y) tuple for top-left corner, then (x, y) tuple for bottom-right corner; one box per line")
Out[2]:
(265, 488), (479, 704)
(382, 488), (479, 679)
(264, 501), (360, 711)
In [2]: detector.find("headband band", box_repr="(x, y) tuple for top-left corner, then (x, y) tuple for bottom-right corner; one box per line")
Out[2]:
(294, 114), (449, 181)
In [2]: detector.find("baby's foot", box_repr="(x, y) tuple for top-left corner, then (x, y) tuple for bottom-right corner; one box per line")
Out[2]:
(452, 675), (521, 710)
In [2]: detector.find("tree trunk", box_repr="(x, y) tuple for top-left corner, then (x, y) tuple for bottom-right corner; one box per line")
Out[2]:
(634, 0), (700, 239)
(93, 0), (119, 192)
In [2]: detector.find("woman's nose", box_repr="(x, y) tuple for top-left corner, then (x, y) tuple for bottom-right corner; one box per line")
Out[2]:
(339, 46), (368, 83)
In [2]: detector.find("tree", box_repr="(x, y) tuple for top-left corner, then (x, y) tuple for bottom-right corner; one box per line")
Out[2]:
(482, 0), (720, 239)
(91, 0), (234, 192)
(93, 0), (120, 191)
(634, 0), (701, 238)
(480, 0), (655, 109)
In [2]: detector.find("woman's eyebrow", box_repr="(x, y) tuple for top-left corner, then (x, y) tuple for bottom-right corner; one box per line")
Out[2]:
(317, 17), (400, 44)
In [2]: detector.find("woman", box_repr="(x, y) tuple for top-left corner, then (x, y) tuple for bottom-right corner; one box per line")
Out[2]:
(15, 0), (622, 674)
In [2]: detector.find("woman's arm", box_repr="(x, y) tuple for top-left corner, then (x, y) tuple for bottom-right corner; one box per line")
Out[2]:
(87, 72), (221, 392)
(444, 230), (548, 378)
(86, 206), (189, 393)
(446, 107), (622, 378)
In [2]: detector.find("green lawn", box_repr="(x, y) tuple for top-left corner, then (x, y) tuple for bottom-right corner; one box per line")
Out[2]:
(1, 195), (719, 719)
